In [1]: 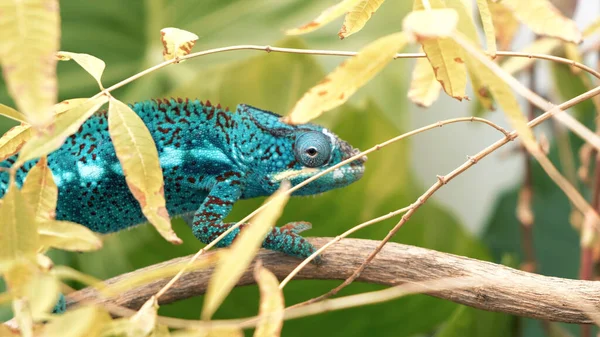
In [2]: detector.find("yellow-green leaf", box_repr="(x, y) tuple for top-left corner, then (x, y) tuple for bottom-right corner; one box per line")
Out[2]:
(583, 17), (600, 38)
(202, 183), (290, 320)
(21, 157), (57, 221)
(286, 0), (361, 35)
(161, 27), (199, 61)
(500, 0), (582, 43)
(338, 0), (386, 39)
(407, 57), (441, 107)
(455, 36), (536, 150)
(488, 1), (520, 50)
(107, 98), (182, 244)
(171, 328), (243, 337)
(27, 272), (60, 319)
(104, 252), (219, 296)
(16, 96), (107, 166)
(501, 37), (561, 75)
(0, 104), (26, 123)
(284, 32), (408, 124)
(39, 220), (102, 252)
(421, 38), (467, 101)
(466, 60), (494, 112)
(0, 124), (32, 162)
(43, 306), (111, 337)
(52, 266), (103, 288)
(0, 98), (89, 164)
(444, 0), (478, 42)
(403, 9), (459, 39)
(57, 51), (106, 89)
(253, 263), (284, 337)
(0, 183), (39, 265)
(129, 296), (158, 336)
(442, 0), (492, 110)
(476, 0), (497, 56)
(0, 0), (60, 129)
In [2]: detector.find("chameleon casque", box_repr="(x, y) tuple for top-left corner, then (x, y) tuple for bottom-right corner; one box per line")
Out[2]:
(0, 98), (366, 266)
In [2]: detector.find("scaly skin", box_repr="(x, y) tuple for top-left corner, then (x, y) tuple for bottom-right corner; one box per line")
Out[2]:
(0, 98), (366, 261)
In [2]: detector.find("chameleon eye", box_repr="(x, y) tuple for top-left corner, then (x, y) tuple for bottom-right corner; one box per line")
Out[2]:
(294, 131), (332, 168)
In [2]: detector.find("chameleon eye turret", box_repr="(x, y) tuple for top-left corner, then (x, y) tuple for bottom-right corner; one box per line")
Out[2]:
(294, 131), (332, 168)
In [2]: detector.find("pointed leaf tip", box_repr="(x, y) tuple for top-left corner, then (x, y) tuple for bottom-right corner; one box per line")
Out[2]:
(57, 51), (106, 89)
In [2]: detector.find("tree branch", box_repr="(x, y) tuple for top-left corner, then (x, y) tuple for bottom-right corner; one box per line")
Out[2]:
(67, 237), (600, 324)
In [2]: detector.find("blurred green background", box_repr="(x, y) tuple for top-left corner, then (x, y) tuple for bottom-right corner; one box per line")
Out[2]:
(0, 1), (596, 336)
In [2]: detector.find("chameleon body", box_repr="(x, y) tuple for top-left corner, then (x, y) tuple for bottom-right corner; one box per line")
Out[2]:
(0, 98), (365, 262)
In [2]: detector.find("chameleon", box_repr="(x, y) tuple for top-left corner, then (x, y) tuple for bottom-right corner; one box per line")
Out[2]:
(0, 98), (366, 268)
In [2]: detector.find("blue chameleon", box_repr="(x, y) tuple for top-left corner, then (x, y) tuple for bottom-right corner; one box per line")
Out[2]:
(0, 98), (366, 264)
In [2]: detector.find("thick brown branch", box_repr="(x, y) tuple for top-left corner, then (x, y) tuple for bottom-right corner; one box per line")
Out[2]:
(67, 238), (600, 324)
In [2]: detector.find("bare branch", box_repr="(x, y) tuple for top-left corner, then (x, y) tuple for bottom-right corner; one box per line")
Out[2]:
(67, 238), (600, 325)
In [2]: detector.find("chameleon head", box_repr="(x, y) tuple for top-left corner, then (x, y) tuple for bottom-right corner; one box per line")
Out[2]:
(233, 104), (366, 197)
(282, 127), (366, 196)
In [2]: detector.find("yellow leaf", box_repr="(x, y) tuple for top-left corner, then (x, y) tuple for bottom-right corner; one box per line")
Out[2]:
(583, 17), (600, 38)
(408, 57), (441, 107)
(444, 0), (478, 41)
(161, 27), (199, 61)
(171, 328), (243, 337)
(0, 124), (32, 162)
(21, 157), (57, 221)
(488, 1), (520, 50)
(338, 0), (386, 39)
(16, 96), (107, 166)
(39, 220), (102, 252)
(455, 36), (536, 150)
(403, 9), (459, 39)
(107, 98), (182, 244)
(104, 252), (218, 296)
(253, 263), (284, 337)
(284, 32), (408, 124)
(129, 296), (158, 336)
(52, 266), (103, 288)
(421, 38), (468, 101)
(57, 52), (106, 89)
(286, 0), (361, 35)
(501, 38), (561, 75)
(0, 183), (39, 265)
(476, 0), (497, 56)
(0, 98), (88, 163)
(27, 272), (60, 319)
(442, 0), (492, 110)
(12, 297), (33, 337)
(202, 183), (290, 320)
(54, 98), (90, 114)
(43, 306), (111, 337)
(466, 60), (494, 112)
(500, 0), (581, 43)
(0, 104), (26, 123)
(0, 0), (60, 129)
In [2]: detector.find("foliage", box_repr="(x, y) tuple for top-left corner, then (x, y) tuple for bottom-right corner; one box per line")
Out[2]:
(0, 0), (598, 336)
